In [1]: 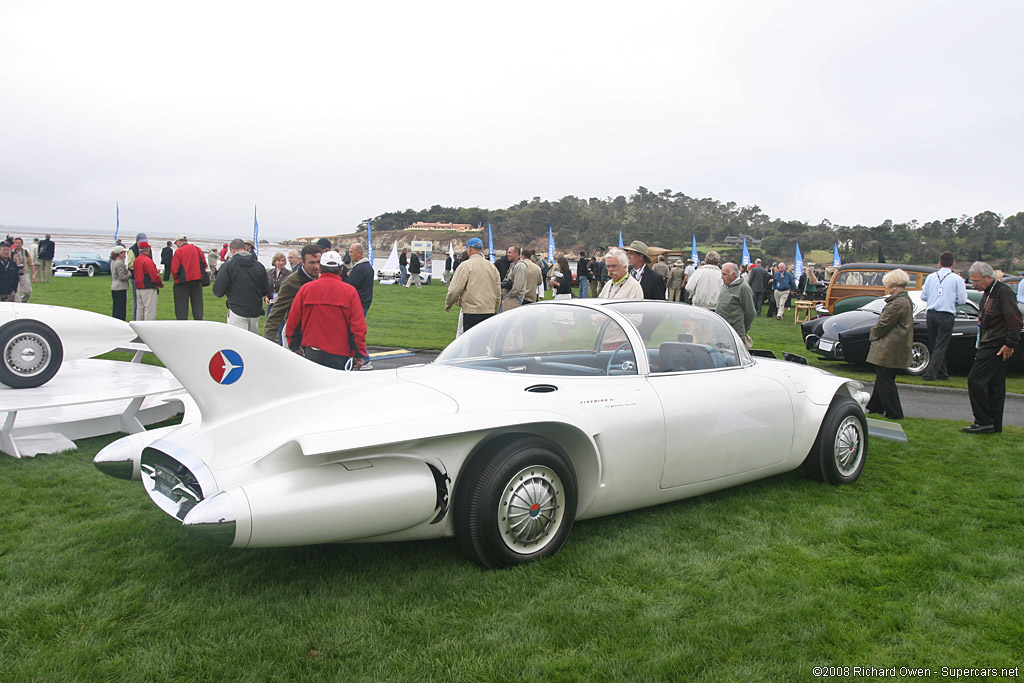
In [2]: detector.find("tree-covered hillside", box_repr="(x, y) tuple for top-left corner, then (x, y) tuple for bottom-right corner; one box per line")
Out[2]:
(369, 187), (1023, 269)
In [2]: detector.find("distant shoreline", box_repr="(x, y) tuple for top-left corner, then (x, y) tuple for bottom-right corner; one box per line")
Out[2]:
(0, 224), (291, 243)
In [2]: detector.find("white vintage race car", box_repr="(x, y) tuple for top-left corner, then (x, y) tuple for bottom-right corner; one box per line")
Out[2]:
(0, 303), (137, 388)
(95, 300), (885, 568)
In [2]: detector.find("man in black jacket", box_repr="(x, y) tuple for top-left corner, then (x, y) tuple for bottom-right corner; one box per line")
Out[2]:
(399, 248), (409, 286)
(405, 251), (422, 289)
(161, 241), (174, 281)
(622, 240), (666, 300)
(0, 242), (20, 302)
(964, 261), (1022, 434)
(37, 234), (55, 283)
(344, 242), (375, 369)
(213, 238), (269, 333)
(747, 258), (769, 315)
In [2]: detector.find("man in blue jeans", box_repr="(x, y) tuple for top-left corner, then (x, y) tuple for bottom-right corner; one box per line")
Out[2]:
(577, 250), (590, 298)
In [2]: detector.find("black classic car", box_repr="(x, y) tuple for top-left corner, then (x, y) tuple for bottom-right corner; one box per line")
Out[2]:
(801, 291), (1023, 376)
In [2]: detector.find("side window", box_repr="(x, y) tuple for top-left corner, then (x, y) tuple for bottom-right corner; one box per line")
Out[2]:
(955, 303), (978, 319)
(606, 302), (746, 373)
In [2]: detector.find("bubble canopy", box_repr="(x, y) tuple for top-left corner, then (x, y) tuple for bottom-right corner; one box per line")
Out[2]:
(435, 300), (751, 377)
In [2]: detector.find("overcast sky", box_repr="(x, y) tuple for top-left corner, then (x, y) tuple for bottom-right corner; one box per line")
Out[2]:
(2, 1), (1021, 240)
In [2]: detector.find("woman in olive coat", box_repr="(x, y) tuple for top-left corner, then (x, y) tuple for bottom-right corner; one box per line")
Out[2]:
(865, 269), (914, 419)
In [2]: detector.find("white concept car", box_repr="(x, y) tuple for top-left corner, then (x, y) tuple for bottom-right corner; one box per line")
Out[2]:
(0, 303), (137, 388)
(96, 300), (882, 568)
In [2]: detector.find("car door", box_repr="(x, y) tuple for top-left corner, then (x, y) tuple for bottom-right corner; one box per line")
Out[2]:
(950, 301), (980, 362)
(604, 301), (795, 489)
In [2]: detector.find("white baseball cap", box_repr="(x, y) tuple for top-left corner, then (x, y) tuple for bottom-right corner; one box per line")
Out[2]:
(320, 250), (343, 267)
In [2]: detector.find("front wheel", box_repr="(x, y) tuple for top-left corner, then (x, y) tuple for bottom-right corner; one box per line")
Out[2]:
(86, 264), (97, 277)
(455, 437), (577, 568)
(906, 341), (930, 376)
(803, 396), (867, 485)
(0, 320), (65, 388)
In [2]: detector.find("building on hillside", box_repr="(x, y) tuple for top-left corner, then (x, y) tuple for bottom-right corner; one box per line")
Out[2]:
(724, 234), (762, 247)
(408, 222), (477, 232)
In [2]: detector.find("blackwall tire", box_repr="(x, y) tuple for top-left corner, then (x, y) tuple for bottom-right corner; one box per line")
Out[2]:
(803, 396), (867, 485)
(455, 437), (577, 568)
(0, 320), (64, 389)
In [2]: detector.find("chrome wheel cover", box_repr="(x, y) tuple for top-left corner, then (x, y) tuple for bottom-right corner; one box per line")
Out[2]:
(4, 332), (51, 377)
(834, 415), (864, 476)
(498, 465), (565, 554)
(908, 342), (929, 374)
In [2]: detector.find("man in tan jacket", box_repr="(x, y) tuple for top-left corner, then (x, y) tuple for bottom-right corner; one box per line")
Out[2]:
(445, 238), (501, 333)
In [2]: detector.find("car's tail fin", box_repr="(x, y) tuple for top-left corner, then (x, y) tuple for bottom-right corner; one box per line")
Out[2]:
(131, 321), (336, 424)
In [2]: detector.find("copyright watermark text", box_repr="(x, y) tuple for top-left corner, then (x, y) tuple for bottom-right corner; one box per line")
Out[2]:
(812, 666), (1019, 678)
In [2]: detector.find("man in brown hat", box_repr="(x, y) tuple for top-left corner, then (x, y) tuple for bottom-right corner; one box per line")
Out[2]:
(622, 240), (666, 300)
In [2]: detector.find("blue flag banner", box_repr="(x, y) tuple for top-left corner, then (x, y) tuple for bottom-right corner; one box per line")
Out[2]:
(548, 225), (555, 263)
(833, 242), (841, 267)
(794, 242), (804, 279)
(115, 202), (119, 244)
(618, 230), (624, 248)
(488, 223), (495, 263)
(741, 237), (750, 266)
(253, 205), (260, 256)
(367, 219), (374, 264)
(691, 235), (699, 264)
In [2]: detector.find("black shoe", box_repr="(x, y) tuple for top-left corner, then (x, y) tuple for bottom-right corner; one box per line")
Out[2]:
(963, 423), (995, 434)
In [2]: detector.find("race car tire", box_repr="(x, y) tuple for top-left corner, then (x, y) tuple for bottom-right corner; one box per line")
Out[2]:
(455, 436), (577, 569)
(0, 320), (64, 389)
(803, 396), (867, 485)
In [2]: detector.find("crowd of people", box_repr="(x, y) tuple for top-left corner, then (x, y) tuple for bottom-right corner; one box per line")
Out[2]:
(8, 231), (1021, 434)
(0, 234), (55, 303)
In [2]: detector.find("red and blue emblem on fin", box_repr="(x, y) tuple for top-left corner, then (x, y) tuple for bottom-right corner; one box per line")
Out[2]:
(208, 350), (244, 385)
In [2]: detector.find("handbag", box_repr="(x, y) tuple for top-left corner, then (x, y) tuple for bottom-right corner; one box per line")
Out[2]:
(200, 250), (211, 287)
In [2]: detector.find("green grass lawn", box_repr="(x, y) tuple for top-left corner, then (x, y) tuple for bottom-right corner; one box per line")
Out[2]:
(1, 420), (1021, 679)
(5, 276), (1023, 678)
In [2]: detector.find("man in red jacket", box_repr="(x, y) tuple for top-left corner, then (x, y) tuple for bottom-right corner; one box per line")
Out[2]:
(285, 250), (367, 370)
(169, 234), (207, 320)
(133, 242), (164, 321)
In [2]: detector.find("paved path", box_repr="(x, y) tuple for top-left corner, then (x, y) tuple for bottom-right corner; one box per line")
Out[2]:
(368, 348), (1023, 428)
(863, 382), (1024, 428)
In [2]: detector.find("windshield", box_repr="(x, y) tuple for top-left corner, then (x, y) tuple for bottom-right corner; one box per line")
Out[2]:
(70, 252), (100, 259)
(435, 303), (637, 377)
(858, 297), (888, 313)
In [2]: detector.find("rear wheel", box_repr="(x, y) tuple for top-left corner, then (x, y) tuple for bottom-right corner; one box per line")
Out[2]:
(803, 396), (867, 485)
(455, 437), (577, 568)
(0, 320), (64, 388)
(906, 341), (930, 376)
